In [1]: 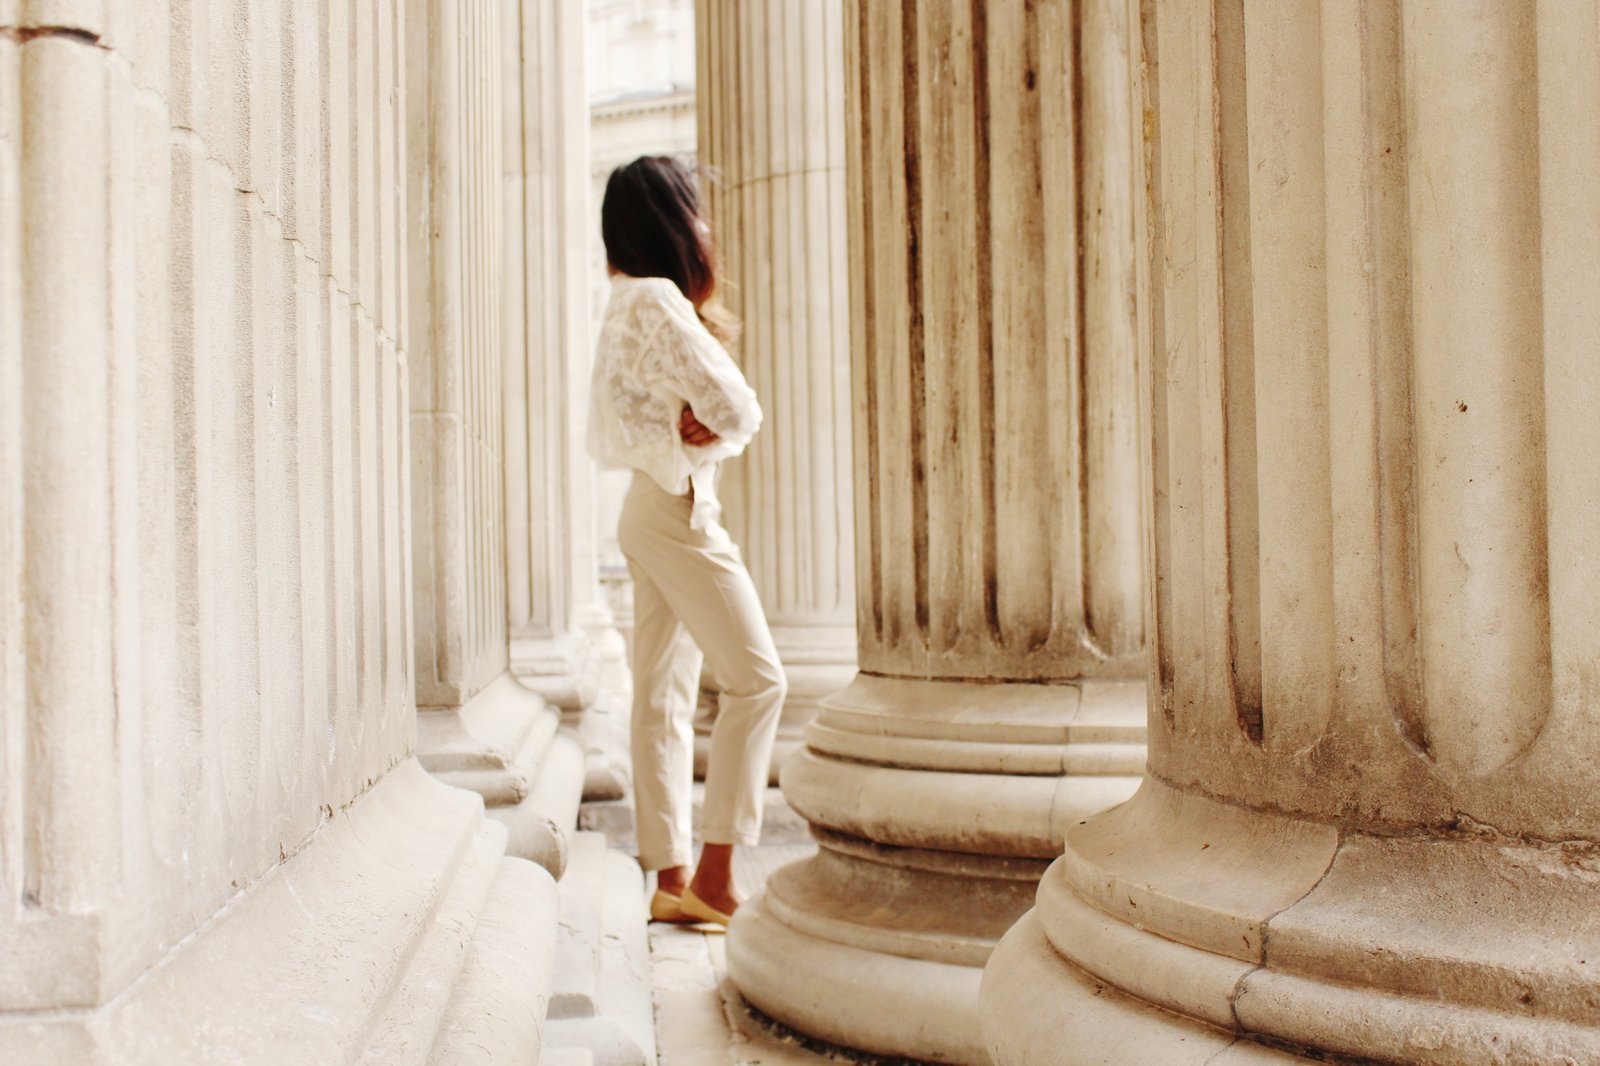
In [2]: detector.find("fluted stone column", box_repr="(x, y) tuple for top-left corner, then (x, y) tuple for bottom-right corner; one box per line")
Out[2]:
(983, 4), (1600, 1064)
(693, 0), (857, 780)
(0, 1), (557, 1060)
(727, 2), (1146, 1062)
(501, 0), (632, 804)
(408, 0), (587, 877)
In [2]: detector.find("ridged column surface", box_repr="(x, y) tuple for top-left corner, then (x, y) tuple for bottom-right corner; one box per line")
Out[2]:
(501, 0), (628, 800)
(726, 2), (1147, 1063)
(694, 0), (857, 774)
(0, 2), (557, 1061)
(409, 0), (506, 710)
(407, 0), (586, 875)
(983, 4), (1600, 1064)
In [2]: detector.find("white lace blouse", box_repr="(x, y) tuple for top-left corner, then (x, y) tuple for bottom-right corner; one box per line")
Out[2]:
(586, 274), (763, 532)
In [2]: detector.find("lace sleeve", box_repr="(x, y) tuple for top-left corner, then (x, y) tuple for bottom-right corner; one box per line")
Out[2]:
(631, 286), (763, 452)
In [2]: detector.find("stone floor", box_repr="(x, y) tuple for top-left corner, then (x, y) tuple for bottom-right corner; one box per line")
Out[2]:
(649, 844), (925, 1066)
(582, 785), (929, 1065)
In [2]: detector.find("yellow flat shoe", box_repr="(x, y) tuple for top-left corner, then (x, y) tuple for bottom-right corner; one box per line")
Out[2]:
(650, 889), (694, 923)
(680, 885), (734, 927)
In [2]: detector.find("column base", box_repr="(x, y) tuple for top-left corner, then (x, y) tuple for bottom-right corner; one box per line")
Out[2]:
(726, 829), (1042, 1063)
(0, 761), (561, 1065)
(510, 630), (601, 710)
(419, 670), (584, 877)
(981, 911), (1303, 1065)
(728, 893), (989, 1066)
(981, 776), (1600, 1065)
(725, 673), (1146, 1064)
(512, 628), (634, 803)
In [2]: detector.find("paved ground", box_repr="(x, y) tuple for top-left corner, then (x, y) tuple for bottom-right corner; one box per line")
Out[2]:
(648, 843), (927, 1065)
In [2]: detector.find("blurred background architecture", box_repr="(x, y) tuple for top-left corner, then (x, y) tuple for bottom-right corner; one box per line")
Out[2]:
(4, 1), (1597, 1064)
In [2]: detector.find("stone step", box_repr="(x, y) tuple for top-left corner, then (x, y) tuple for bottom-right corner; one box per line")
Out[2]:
(2, 762), (561, 1065)
(550, 833), (610, 1016)
(538, 1049), (595, 1066)
(544, 833), (656, 1066)
(427, 857), (563, 1064)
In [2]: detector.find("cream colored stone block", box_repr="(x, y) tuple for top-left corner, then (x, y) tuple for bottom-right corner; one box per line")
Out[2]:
(721, 3), (1147, 1060)
(427, 858), (562, 1064)
(17, 35), (117, 930)
(10, 0), (106, 39)
(1058, 779), (1337, 964)
(416, 673), (581, 876)
(1, 763), (559, 1065)
(352, 0), (376, 307)
(981, 913), (1273, 1066)
(165, 0), (202, 130)
(195, 0), (247, 182)
(122, 0), (170, 102)
(695, 0), (857, 774)
(1032, 861), (1251, 1031)
(730, 894), (988, 1066)
(244, 0), (282, 212)
(250, 206), (300, 810)
(325, 0), (352, 284)
(986, 3), (1600, 1061)
(0, 52), (22, 1004)
(5, 2), (563, 1058)
(354, 312), (384, 715)
(282, 0), (319, 250)
(376, 0), (401, 335)
(500, 0), (624, 802)
(404, 0), (590, 883)
(1232, 835), (1600, 1063)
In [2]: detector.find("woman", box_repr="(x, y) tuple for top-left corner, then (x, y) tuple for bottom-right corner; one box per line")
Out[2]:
(587, 156), (787, 926)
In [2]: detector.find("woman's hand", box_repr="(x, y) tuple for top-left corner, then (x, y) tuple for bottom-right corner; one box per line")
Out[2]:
(679, 404), (721, 447)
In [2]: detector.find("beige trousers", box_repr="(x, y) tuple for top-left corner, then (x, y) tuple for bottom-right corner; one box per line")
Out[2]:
(618, 472), (787, 871)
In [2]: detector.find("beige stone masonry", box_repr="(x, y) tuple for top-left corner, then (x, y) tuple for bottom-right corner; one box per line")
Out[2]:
(502, 0), (632, 804)
(726, 1), (1148, 1062)
(694, 0), (858, 780)
(0, 1), (557, 1060)
(406, 0), (586, 877)
(982, 3), (1600, 1063)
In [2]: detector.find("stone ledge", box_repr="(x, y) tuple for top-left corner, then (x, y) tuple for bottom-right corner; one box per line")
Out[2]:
(1000, 777), (1600, 1064)
(727, 894), (987, 1066)
(980, 911), (1295, 1066)
(0, 761), (560, 1066)
(545, 835), (655, 1065)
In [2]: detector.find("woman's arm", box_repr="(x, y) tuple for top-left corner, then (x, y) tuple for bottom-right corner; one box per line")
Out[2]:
(678, 404), (722, 446)
(633, 284), (762, 451)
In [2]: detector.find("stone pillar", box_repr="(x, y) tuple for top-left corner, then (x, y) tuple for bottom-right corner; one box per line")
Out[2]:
(693, 0), (857, 780)
(407, 0), (586, 877)
(501, 0), (632, 803)
(0, 1), (557, 1061)
(983, 4), (1600, 1064)
(727, 2), (1147, 1062)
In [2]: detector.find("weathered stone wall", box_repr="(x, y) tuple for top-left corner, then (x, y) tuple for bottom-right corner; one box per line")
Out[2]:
(982, 4), (1600, 1063)
(1, 0), (413, 1010)
(406, 0), (590, 877)
(505, 0), (595, 653)
(409, 0), (508, 710)
(725, 3), (1147, 1062)
(695, 0), (857, 769)
(0, 2), (559, 1060)
(1140, 0), (1600, 837)
(844, 0), (1143, 682)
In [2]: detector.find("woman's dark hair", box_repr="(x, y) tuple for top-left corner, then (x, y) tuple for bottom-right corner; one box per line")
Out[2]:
(602, 156), (737, 340)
